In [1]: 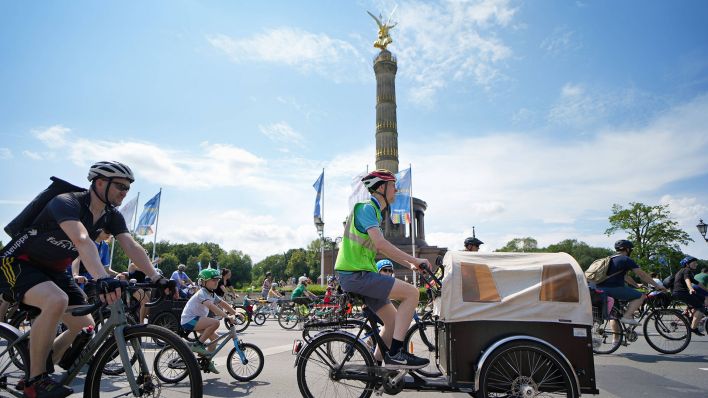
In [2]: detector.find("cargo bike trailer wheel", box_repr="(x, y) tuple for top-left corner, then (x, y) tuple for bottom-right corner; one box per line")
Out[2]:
(476, 340), (578, 398)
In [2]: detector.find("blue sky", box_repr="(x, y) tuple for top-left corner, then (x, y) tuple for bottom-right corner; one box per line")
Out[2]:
(2, 0), (707, 263)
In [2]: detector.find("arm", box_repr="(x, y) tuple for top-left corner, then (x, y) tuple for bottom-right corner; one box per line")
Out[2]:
(70, 257), (87, 284)
(59, 220), (110, 280)
(633, 268), (667, 291)
(203, 300), (230, 318)
(624, 273), (640, 288)
(114, 233), (161, 281)
(684, 272), (696, 294)
(368, 228), (429, 270)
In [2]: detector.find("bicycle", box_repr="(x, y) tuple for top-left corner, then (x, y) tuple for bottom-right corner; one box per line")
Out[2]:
(0, 280), (203, 397)
(591, 289), (691, 354)
(294, 255), (594, 398)
(154, 317), (264, 382)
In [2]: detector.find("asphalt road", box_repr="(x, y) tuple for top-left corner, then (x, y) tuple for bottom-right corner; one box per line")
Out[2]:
(63, 317), (707, 397)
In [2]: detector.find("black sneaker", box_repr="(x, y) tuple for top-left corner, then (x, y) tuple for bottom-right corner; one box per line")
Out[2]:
(384, 350), (429, 369)
(691, 328), (705, 337)
(22, 375), (73, 398)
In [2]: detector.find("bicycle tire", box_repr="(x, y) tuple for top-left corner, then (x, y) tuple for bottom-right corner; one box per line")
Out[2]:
(591, 316), (622, 355)
(297, 332), (376, 398)
(0, 325), (29, 394)
(153, 345), (190, 383)
(152, 312), (180, 334)
(278, 307), (299, 329)
(643, 308), (691, 354)
(403, 320), (442, 377)
(476, 340), (577, 398)
(254, 313), (266, 326)
(227, 342), (265, 381)
(230, 306), (251, 332)
(84, 324), (202, 398)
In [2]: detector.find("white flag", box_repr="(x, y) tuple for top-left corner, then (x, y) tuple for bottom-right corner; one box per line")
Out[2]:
(348, 171), (369, 213)
(119, 197), (138, 231)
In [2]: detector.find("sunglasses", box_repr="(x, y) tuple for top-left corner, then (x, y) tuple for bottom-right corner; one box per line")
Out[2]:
(380, 268), (394, 274)
(111, 181), (131, 192)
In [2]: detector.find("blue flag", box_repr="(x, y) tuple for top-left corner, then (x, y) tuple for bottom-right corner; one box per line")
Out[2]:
(390, 168), (411, 224)
(313, 171), (324, 223)
(136, 192), (161, 235)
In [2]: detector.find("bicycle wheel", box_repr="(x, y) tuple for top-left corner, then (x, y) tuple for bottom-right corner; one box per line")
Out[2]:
(84, 324), (202, 398)
(227, 342), (265, 381)
(230, 306), (251, 333)
(154, 345), (190, 383)
(253, 313), (266, 326)
(278, 307), (299, 329)
(403, 320), (441, 377)
(0, 326), (29, 393)
(151, 312), (180, 334)
(476, 340), (577, 398)
(297, 333), (376, 398)
(591, 316), (622, 354)
(643, 309), (691, 354)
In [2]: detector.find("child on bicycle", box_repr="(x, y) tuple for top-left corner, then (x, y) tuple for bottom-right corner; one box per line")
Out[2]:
(180, 268), (238, 373)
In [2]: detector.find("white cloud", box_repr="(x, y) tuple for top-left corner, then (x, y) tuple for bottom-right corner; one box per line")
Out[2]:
(22, 150), (43, 160)
(0, 148), (12, 159)
(540, 27), (581, 55)
(33, 125), (70, 148)
(547, 83), (662, 128)
(207, 28), (367, 82)
(393, 0), (516, 105)
(259, 122), (304, 147)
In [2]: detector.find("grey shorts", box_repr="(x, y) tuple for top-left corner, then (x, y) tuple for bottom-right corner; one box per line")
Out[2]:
(337, 271), (394, 312)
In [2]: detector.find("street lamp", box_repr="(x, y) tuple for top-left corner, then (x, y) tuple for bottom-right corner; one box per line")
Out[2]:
(697, 219), (708, 243)
(315, 218), (325, 285)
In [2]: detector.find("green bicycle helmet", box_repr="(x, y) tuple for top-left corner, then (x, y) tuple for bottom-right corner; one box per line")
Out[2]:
(199, 268), (221, 280)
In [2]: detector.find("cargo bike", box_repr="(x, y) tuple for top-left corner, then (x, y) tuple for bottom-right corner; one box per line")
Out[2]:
(294, 252), (599, 397)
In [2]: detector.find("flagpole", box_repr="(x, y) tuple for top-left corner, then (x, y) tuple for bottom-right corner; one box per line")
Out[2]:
(151, 188), (162, 263)
(320, 168), (325, 286)
(409, 164), (417, 287)
(129, 192), (140, 268)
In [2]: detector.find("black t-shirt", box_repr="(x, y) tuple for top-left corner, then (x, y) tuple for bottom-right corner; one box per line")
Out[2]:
(215, 278), (231, 296)
(672, 268), (696, 294)
(1, 191), (128, 272)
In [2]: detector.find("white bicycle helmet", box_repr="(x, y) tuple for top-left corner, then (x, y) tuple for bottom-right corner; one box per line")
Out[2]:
(87, 161), (135, 182)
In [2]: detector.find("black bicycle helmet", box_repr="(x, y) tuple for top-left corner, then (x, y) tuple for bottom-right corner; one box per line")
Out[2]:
(679, 256), (698, 267)
(464, 237), (483, 246)
(614, 239), (634, 251)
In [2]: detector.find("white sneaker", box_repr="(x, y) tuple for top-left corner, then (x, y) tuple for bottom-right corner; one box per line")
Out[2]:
(620, 317), (639, 325)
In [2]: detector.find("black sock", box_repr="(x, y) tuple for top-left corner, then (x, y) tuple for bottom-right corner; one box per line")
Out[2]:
(26, 373), (48, 386)
(389, 339), (403, 355)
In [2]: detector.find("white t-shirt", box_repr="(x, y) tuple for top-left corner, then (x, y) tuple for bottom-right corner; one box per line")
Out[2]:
(180, 288), (222, 325)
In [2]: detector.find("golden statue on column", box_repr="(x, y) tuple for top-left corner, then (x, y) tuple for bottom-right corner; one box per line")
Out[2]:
(367, 10), (397, 50)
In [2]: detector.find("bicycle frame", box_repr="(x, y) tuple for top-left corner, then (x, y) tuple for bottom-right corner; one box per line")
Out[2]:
(201, 325), (249, 364)
(0, 298), (147, 397)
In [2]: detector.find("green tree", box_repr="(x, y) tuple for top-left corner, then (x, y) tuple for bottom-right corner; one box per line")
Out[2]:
(546, 239), (613, 270)
(286, 249), (310, 280)
(606, 202), (693, 268)
(157, 252), (179, 276)
(496, 237), (539, 252)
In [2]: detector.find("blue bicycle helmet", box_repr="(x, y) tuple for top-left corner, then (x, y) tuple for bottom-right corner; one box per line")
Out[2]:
(679, 256), (697, 267)
(376, 259), (394, 272)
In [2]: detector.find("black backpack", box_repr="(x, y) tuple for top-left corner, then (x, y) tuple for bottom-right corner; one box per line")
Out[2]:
(662, 272), (676, 291)
(4, 177), (86, 238)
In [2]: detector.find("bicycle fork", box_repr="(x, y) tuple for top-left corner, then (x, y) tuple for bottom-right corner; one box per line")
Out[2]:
(231, 327), (248, 364)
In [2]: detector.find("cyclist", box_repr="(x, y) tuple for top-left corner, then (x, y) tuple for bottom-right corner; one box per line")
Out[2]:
(0, 161), (164, 398)
(377, 259), (395, 276)
(261, 271), (274, 299)
(597, 240), (666, 326)
(335, 169), (430, 369)
(463, 236), (483, 252)
(672, 256), (706, 336)
(180, 268), (238, 373)
(291, 276), (317, 301)
(268, 282), (283, 300)
(170, 264), (193, 298)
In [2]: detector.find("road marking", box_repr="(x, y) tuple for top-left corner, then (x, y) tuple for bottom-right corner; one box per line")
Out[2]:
(263, 344), (294, 356)
(700, 368), (708, 372)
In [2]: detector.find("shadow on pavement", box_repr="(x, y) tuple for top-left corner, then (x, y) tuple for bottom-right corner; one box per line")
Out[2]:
(202, 378), (270, 397)
(616, 352), (708, 363)
(596, 364), (707, 397)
